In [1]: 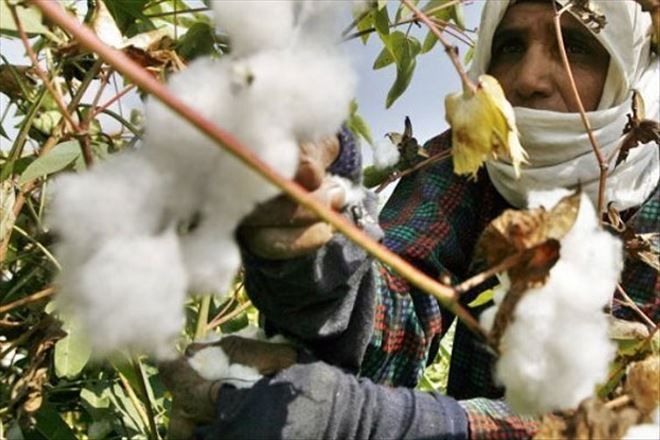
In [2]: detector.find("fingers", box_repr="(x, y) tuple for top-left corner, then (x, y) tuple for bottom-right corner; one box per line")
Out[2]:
(218, 336), (297, 375)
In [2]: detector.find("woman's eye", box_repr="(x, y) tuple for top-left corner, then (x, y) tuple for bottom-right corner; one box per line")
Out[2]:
(563, 36), (592, 56)
(493, 39), (525, 56)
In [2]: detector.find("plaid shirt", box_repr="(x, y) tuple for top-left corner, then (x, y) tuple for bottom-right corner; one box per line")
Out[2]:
(358, 131), (659, 439)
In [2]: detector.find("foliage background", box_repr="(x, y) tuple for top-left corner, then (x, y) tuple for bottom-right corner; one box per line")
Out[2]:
(0, 1), (472, 438)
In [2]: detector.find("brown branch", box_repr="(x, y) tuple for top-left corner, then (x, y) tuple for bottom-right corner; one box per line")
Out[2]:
(207, 301), (252, 331)
(616, 284), (656, 330)
(604, 394), (632, 410)
(553, 4), (608, 218)
(376, 149), (452, 193)
(453, 252), (527, 296)
(401, 0), (476, 93)
(30, 0), (489, 346)
(0, 286), (54, 314)
(91, 83), (136, 119)
(9, 1), (94, 167)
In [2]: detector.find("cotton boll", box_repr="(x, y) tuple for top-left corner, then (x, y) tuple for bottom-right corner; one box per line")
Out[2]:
(62, 231), (187, 360)
(327, 175), (366, 206)
(187, 346), (262, 388)
(143, 58), (235, 219)
(493, 193), (621, 414)
(236, 48), (355, 144)
(225, 363), (263, 389)
(212, 1), (295, 57)
(188, 346), (230, 381)
(180, 223), (241, 296)
(372, 138), (401, 170)
(48, 153), (165, 259)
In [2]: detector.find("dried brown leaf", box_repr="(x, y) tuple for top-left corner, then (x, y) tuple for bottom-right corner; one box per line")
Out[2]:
(624, 231), (660, 272)
(625, 355), (660, 416)
(617, 91), (660, 166)
(534, 397), (641, 440)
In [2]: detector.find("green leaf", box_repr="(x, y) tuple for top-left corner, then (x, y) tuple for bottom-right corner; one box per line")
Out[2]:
(374, 6), (390, 37)
(104, 0), (152, 37)
(386, 58), (416, 109)
(0, 1), (48, 37)
(0, 121), (8, 139)
(0, 180), (16, 244)
(33, 404), (77, 440)
(467, 289), (495, 308)
(19, 140), (81, 185)
(422, 0), (452, 21)
(354, 7), (375, 44)
(348, 113), (374, 146)
(450, 4), (466, 29)
(363, 165), (394, 188)
(373, 47), (395, 70)
(176, 22), (216, 61)
(421, 30), (438, 54)
(18, 140), (80, 184)
(54, 314), (92, 379)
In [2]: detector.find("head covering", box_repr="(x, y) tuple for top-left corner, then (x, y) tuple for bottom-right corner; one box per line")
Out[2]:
(470, 0), (659, 211)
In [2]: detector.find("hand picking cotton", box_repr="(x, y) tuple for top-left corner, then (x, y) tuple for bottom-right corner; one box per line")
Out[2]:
(48, 1), (357, 360)
(481, 192), (622, 415)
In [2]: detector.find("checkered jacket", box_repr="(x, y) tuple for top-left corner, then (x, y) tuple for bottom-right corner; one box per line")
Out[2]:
(359, 130), (659, 439)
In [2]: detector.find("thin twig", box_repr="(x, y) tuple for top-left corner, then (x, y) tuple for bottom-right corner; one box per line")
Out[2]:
(117, 371), (153, 437)
(616, 284), (656, 329)
(11, 225), (61, 269)
(31, 0), (490, 346)
(454, 252), (527, 295)
(375, 149), (452, 193)
(0, 286), (54, 314)
(143, 7), (208, 18)
(91, 83), (136, 118)
(401, 0), (476, 93)
(9, 1), (95, 167)
(604, 394), (632, 410)
(9, 3), (78, 132)
(553, 4), (608, 217)
(207, 301), (252, 331)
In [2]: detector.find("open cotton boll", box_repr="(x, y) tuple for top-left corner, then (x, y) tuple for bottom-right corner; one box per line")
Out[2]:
(493, 193), (621, 414)
(48, 153), (164, 258)
(212, 1), (294, 57)
(143, 58), (235, 219)
(63, 231), (187, 360)
(236, 48), (355, 143)
(180, 226), (241, 296)
(372, 138), (401, 170)
(187, 346), (230, 381)
(187, 346), (262, 389)
(623, 407), (660, 440)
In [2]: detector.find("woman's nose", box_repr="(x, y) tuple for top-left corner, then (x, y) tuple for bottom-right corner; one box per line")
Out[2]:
(511, 46), (556, 107)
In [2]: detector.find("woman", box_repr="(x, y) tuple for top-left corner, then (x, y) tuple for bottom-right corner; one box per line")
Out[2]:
(163, 1), (659, 438)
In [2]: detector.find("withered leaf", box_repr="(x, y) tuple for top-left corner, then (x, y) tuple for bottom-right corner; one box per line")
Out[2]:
(534, 397), (641, 440)
(624, 231), (660, 272)
(617, 91), (660, 166)
(489, 240), (561, 348)
(476, 191), (580, 267)
(625, 354), (660, 416)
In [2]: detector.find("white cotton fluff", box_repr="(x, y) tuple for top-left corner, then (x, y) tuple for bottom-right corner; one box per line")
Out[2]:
(48, 153), (165, 259)
(623, 407), (660, 440)
(212, 1), (295, 57)
(60, 231), (187, 360)
(372, 138), (401, 170)
(482, 192), (622, 414)
(233, 48), (356, 143)
(328, 175), (366, 206)
(187, 346), (262, 389)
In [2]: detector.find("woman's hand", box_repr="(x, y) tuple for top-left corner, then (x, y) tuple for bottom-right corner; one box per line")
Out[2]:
(239, 136), (345, 259)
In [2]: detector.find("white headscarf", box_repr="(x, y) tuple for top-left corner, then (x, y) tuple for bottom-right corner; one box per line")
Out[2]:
(470, 0), (659, 211)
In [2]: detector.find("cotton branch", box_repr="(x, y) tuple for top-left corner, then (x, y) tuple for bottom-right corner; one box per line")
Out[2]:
(401, 0), (477, 93)
(553, 3), (609, 218)
(30, 0), (491, 346)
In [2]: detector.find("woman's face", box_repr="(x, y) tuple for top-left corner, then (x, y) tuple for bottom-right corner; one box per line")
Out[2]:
(487, 1), (610, 112)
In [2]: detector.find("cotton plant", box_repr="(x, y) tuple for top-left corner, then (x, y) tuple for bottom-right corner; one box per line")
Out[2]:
(479, 190), (622, 415)
(48, 1), (358, 360)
